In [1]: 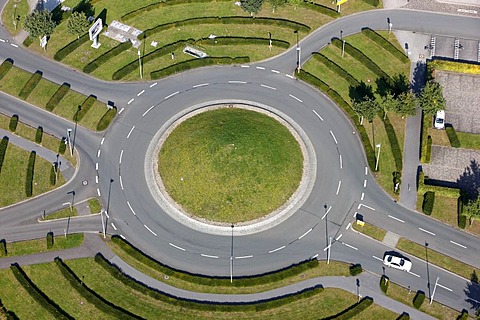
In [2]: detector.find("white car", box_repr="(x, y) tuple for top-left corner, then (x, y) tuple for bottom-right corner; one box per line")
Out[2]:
(383, 254), (412, 272)
(434, 110), (445, 129)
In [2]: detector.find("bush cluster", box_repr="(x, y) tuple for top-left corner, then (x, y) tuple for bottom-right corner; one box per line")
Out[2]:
(422, 191), (435, 215)
(361, 28), (408, 63)
(383, 114), (402, 172)
(380, 275), (389, 293)
(445, 125), (460, 148)
(10, 263), (72, 319)
(54, 33), (89, 61)
(0, 58), (13, 80)
(0, 136), (9, 173)
(349, 264), (362, 276)
(9, 115), (18, 132)
(0, 239), (6, 256)
(46, 83), (70, 112)
(300, 1), (340, 17)
(83, 42), (132, 73)
(46, 231), (54, 249)
(312, 52), (358, 86)
(35, 126), (43, 144)
(331, 38), (389, 79)
(412, 290), (425, 309)
(76, 95), (97, 122)
(25, 151), (36, 197)
(96, 107), (117, 131)
(326, 296), (374, 319)
(19, 71), (42, 100)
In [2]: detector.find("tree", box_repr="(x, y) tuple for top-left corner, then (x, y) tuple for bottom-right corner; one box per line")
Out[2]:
(240, 0), (264, 14)
(268, 0), (286, 12)
(67, 11), (90, 39)
(396, 91), (417, 118)
(353, 97), (380, 123)
(287, 0), (303, 9)
(377, 93), (398, 119)
(23, 10), (56, 46)
(418, 80), (446, 115)
(462, 196), (480, 226)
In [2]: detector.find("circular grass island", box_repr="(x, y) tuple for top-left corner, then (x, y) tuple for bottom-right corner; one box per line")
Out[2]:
(158, 107), (304, 223)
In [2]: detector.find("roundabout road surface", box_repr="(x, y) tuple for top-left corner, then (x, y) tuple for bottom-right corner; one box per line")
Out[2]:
(0, 6), (479, 312)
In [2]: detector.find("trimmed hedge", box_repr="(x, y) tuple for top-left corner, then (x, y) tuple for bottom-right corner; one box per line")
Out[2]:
(380, 275), (389, 293)
(196, 36), (290, 49)
(96, 107), (117, 131)
(445, 124), (460, 148)
(0, 58), (13, 80)
(361, 0), (380, 6)
(456, 309), (469, 320)
(35, 126), (43, 144)
(0, 136), (9, 173)
(58, 138), (67, 154)
(9, 115), (18, 132)
(412, 290), (425, 309)
(418, 171), (460, 198)
(312, 52), (359, 86)
(10, 263), (72, 319)
(393, 171), (401, 194)
(46, 231), (54, 249)
(0, 239), (6, 256)
(425, 135), (432, 163)
(54, 33), (90, 61)
(25, 151), (36, 197)
(54, 257), (142, 319)
(46, 83), (70, 112)
(23, 36), (34, 47)
(396, 312), (410, 320)
(383, 114), (402, 172)
(420, 114), (430, 163)
(50, 162), (57, 185)
(325, 296), (374, 319)
(300, 1), (340, 17)
(19, 71), (42, 100)
(83, 42), (132, 73)
(361, 28), (409, 63)
(349, 264), (363, 276)
(422, 191), (435, 215)
(77, 95), (96, 122)
(331, 37), (389, 80)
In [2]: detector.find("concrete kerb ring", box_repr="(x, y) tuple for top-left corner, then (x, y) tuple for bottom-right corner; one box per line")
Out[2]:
(145, 99), (317, 236)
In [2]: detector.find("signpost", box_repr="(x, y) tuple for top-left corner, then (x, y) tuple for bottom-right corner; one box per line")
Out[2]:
(89, 18), (103, 49)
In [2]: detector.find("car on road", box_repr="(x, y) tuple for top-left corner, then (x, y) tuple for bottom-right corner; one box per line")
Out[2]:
(383, 253), (412, 272)
(434, 110), (445, 129)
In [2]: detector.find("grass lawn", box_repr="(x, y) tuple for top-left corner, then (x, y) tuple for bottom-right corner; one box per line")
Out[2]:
(1, 234), (84, 257)
(159, 107), (303, 223)
(396, 237), (479, 281)
(428, 126), (450, 147)
(457, 132), (480, 149)
(41, 206), (78, 221)
(351, 221), (386, 242)
(88, 198), (102, 214)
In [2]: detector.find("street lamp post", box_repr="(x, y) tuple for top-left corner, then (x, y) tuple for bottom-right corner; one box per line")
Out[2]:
(106, 178), (114, 217)
(268, 32), (272, 51)
(430, 276), (440, 304)
(67, 128), (73, 157)
(294, 30), (300, 72)
(342, 39), (345, 57)
(137, 50), (143, 79)
(375, 143), (381, 171)
(230, 224), (234, 283)
(67, 191), (75, 212)
(425, 242), (432, 300)
(72, 106), (80, 156)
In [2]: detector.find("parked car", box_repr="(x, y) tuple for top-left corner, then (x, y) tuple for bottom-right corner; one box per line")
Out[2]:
(383, 253), (412, 272)
(434, 110), (445, 129)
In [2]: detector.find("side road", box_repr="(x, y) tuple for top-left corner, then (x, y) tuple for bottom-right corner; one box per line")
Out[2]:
(0, 233), (435, 320)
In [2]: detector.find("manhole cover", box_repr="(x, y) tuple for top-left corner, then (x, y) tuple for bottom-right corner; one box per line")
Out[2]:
(82, 180), (88, 186)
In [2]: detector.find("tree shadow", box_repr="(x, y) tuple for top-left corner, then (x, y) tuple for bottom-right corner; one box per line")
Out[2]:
(349, 81), (374, 104)
(464, 279), (480, 316)
(73, 0), (95, 17)
(375, 76), (391, 97)
(390, 73), (410, 97)
(411, 61), (426, 94)
(457, 159), (480, 201)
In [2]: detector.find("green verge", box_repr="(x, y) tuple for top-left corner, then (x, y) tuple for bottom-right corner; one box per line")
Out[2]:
(351, 221), (386, 242)
(40, 207), (78, 221)
(2, 234), (84, 257)
(88, 198), (102, 214)
(457, 132), (480, 149)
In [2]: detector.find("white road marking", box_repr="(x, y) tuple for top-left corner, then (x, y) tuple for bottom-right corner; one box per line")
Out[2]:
(97, 188), (101, 196)
(111, 223), (117, 230)
(149, 82), (157, 88)
(260, 84), (276, 90)
(228, 80), (247, 84)
(363, 179), (367, 188)
(0, 39), (5, 42)
(193, 83), (209, 88)
(144, 224), (157, 236)
(101, 137), (105, 145)
(97, 149), (101, 157)
(437, 283), (453, 292)
(95, 163), (98, 170)
(241, 65), (250, 68)
(126, 201), (136, 216)
(285, 74), (295, 79)
(119, 176), (124, 190)
(169, 243), (185, 251)
(312, 253), (319, 259)
(449, 240), (466, 249)
(119, 107), (124, 114)
(104, 211), (109, 219)
(256, 66), (265, 70)
(408, 271), (421, 278)
(342, 242), (358, 250)
(388, 215), (404, 223)
(321, 206), (332, 220)
(330, 131), (338, 144)
(289, 94), (302, 102)
(336, 180), (342, 195)
(235, 255), (253, 259)
(120, 234), (126, 239)
(127, 98), (134, 104)
(418, 227), (435, 236)
(127, 126), (135, 139)
(137, 90), (145, 96)
(95, 175), (98, 184)
(357, 203), (375, 211)
(201, 254), (219, 259)
(365, 167), (368, 175)
(312, 110), (324, 121)
(339, 154), (343, 169)
(298, 228), (313, 240)
(269, 245), (286, 253)
(164, 91), (179, 99)
(346, 222), (351, 230)
(119, 150), (124, 164)
(373, 255), (383, 262)
(10, 43), (18, 48)
(62, 202), (70, 206)
(336, 234), (343, 241)
(361, 192), (365, 200)
(142, 105), (155, 116)
(271, 69), (280, 73)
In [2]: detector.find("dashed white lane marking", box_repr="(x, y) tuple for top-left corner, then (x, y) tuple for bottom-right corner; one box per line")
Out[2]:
(241, 65), (250, 68)
(193, 83), (209, 88)
(388, 215), (404, 223)
(95, 175), (98, 184)
(126, 201), (136, 216)
(342, 242), (358, 250)
(127, 126), (135, 139)
(235, 255), (253, 259)
(111, 223), (117, 231)
(361, 192), (365, 200)
(119, 107), (124, 114)
(256, 66), (265, 70)
(97, 188), (101, 197)
(10, 43), (18, 48)
(97, 149), (101, 157)
(321, 206), (332, 220)
(449, 240), (466, 249)
(95, 163), (98, 170)
(286, 74), (295, 79)
(271, 69), (280, 73)
(201, 254), (219, 259)
(346, 223), (351, 230)
(418, 227), (436, 236)
(298, 228), (313, 240)
(0, 39), (5, 42)
(437, 283), (453, 292)
(373, 255), (383, 262)
(289, 94), (302, 102)
(339, 154), (343, 169)
(101, 137), (105, 145)
(169, 243), (186, 251)
(260, 84), (276, 90)
(104, 211), (109, 219)
(336, 180), (342, 195)
(363, 179), (367, 188)
(119, 176), (124, 190)
(164, 91), (179, 99)
(330, 131), (338, 144)
(137, 90), (145, 96)
(365, 167), (368, 175)
(144, 224), (157, 236)
(150, 82), (157, 88)
(143, 105), (155, 116)
(228, 80), (247, 84)
(336, 234), (343, 241)
(357, 203), (375, 211)
(312, 110), (324, 121)
(120, 234), (126, 239)
(127, 98), (134, 104)
(119, 150), (124, 164)
(408, 271), (421, 278)
(269, 245), (286, 253)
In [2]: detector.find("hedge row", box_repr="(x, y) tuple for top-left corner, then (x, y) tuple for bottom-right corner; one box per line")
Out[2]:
(96, 107), (117, 131)
(331, 37), (389, 80)
(35, 126), (43, 144)
(458, 197), (466, 229)
(54, 257), (142, 319)
(54, 33), (90, 61)
(50, 162), (57, 185)
(47, 231), (54, 249)
(312, 52), (359, 86)
(422, 191), (435, 215)
(396, 312), (410, 320)
(10, 263), (72, 319)
(383, 114), (402, 172)
(83, 42), (132, 74)
(46, 83), (70, 112)
(95, 252), (324, 312)
(349, 264), (363, 276)
(150, 56), (250, 80)
(420, 114), (430, 163)
(418, 171), (460, 198)
(425, 135), (432, 163)
(446, 125), (460, 148)
(0, 239), (6, 256)
(457, 309), (469, 320)
(58, 138), (67, 154)
(76, 95), (96, 122)
(361, 28), (409, 63)
(325, 297), (374, 319)
(196, 36), (290, 49)
(300, 1), (340, 17)
(413, 290), (425, 309)
(0, 58), (13, 80)
(19, 71), (42, 100)
(25, 151), (36, 197)
(111, 235), (319, 287)
(9, 115), (18, 132)
(0, 136), (9, 173)
(361, 0), (380, 6)
(380, 275), (389, 293)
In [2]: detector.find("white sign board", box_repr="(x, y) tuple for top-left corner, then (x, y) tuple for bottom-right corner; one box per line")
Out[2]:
(40, 35), (47, 48)
(89, 19), (103, 40)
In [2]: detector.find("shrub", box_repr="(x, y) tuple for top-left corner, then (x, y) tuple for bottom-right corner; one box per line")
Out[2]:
(23, 36), (34, 47)
(361, 28), (409, 63)
(19, 71), (42, 100)
(25, 151), (36, 197)
(46, 231), (54, 249)
(58, 138), (67, 154)
(393, 171), (401, 194)
(312, 52), (359, 86)
(10, 263), (72, 319)
(9, 115), (18, 132)
(458, 197), (466, 229)
(383, 114), (402, 172)
(0, 239), (6, 256)
(425, 135), (432, 163)
(35, 126), (43, 144)
(96, 107), (117, 131)
(422, 191), (435, 215)
(412, 290), (425, 309)
(418, 171), (460, 198)
(83, 42), (132, 73)
(445, 124), (460, 148)
(0, 136), (9, 173)
(0, 58), (13, 80)
(326, 296), (373, 319)
(54, 33), (89, 61)
(380, 275), (389, 293)
(300, 1), (339, 17)
(46, 83), (70, 112)
(76, 95), (96, 122)
(349, 264), (363, 276)
(456, 309), (469, 320)
(396, 312), (410, 320)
